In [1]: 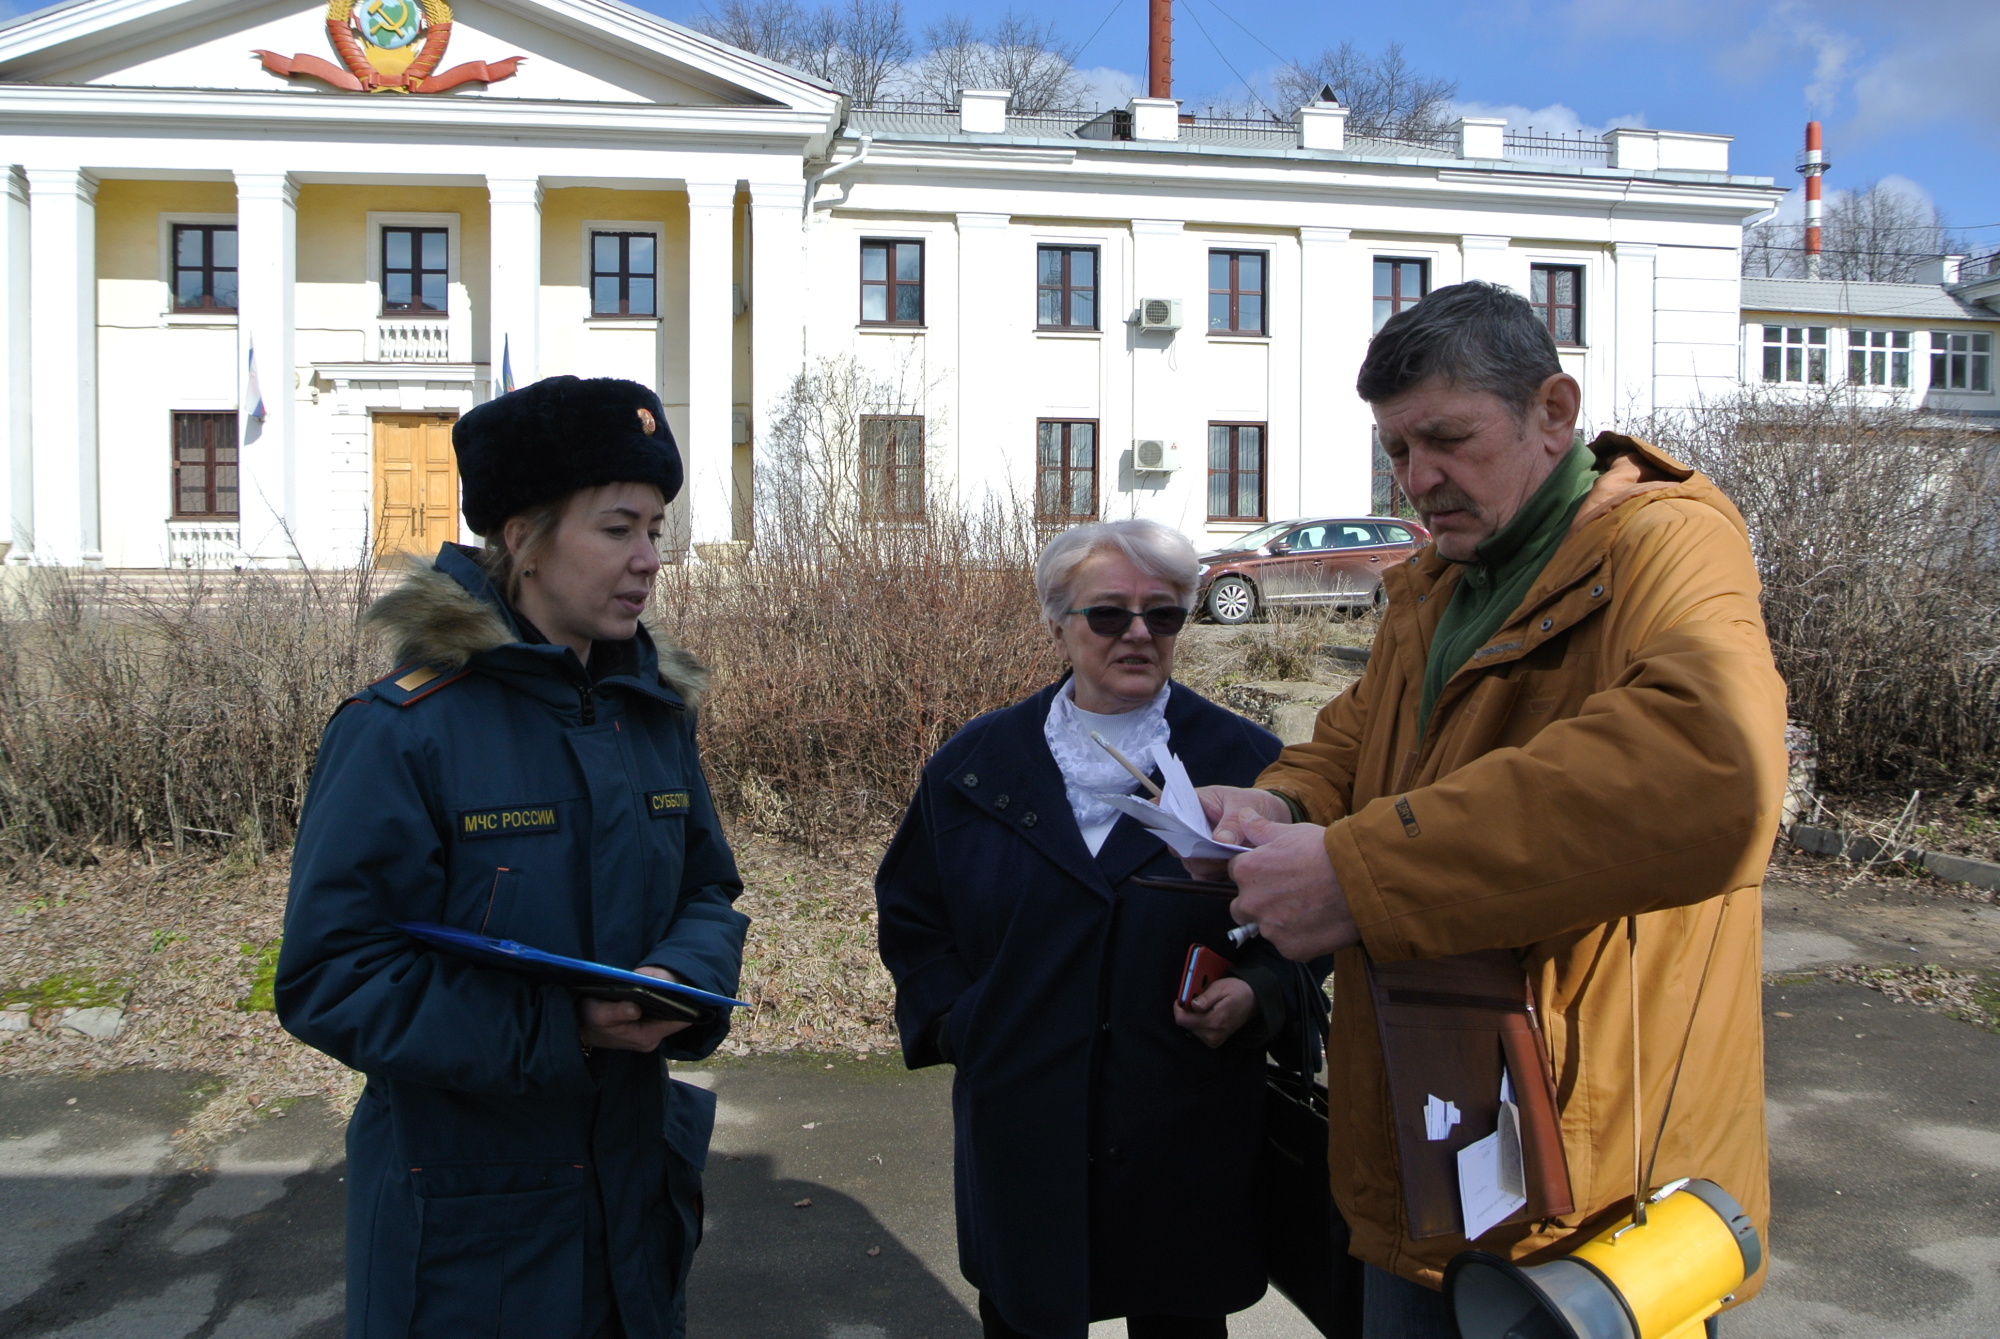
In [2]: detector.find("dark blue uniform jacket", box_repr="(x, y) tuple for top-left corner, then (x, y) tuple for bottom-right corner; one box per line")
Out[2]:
(876, 680), (1294, 1338)
(277, 545), (747, 1339)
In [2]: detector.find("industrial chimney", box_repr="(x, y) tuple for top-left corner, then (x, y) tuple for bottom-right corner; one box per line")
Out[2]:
(1797, 121), (1830, 280)
(1149, 0), (1171, 99)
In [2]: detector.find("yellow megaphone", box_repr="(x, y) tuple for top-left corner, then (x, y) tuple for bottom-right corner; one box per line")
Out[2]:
(1445, 1178), (1761, 1339)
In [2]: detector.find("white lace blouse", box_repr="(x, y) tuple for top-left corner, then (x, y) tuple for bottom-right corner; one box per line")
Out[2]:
(1042, 679), (1172, 855)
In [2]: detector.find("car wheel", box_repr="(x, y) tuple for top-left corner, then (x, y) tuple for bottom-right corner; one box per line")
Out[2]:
(1371, 582), (1388, 612)
(1206, 576), (1258, 625)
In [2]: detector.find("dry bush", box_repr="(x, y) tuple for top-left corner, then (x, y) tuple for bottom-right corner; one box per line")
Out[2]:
(1641, 389), (2000, 793)
(654, 355), (1060, 849)
(0, 566), (379, 860)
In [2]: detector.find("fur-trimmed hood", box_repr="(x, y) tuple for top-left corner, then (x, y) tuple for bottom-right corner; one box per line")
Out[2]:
(363, 556), (709, 709)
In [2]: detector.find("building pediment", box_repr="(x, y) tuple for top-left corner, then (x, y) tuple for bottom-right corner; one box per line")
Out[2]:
(0, 0), (839, 111)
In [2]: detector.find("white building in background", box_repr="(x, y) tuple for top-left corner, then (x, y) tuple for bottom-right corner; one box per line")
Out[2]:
(1740, 261), (2000, 414)
(0, 0), (1784, 571)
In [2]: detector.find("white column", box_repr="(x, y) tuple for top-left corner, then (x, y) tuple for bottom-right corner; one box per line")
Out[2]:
(487, 177), (541, 394)
(955, 212), (1010, 502)
(26, 167), (98, 567)
(1299, 226), (1368, 514)
(747, 178), (805, 548)
(684, 182), (736, 550)
(1128, 218), (1191, 525)
(2, 169), (29, 563)
(1460, 234), (1514, 289)
(1613, 243), (1658, 425)
(234, 171), (298, 567)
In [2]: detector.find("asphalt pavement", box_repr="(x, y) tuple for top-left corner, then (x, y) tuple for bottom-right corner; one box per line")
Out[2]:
(2, 888), (1997, 1338)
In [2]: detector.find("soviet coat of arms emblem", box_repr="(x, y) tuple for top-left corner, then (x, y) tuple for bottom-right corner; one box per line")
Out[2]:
(256, 1), (525, 94)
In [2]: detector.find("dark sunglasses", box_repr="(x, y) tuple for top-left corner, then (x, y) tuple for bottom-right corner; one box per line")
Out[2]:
(1065, 605), (1190, 638)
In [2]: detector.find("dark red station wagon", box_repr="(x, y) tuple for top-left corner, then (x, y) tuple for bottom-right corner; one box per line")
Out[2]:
(1195, 516), (1431, 624)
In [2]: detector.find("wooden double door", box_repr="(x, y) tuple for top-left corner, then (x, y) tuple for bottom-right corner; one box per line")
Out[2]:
(373, 413), (459, 565)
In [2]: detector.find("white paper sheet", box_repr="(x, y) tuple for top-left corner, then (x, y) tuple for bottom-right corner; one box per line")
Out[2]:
(1096, 745), (1252, 861)
(1423, 1094), (1461, 1141)
(1457, 1130), (1528, 1240)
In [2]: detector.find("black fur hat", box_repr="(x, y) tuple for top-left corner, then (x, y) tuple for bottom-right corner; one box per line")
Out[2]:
(453, 375), (683, 537)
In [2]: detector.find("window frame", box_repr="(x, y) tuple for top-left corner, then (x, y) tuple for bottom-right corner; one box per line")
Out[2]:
(170, 410), (240, 520)
(1529, 263), (1585, 347)
(1931, 330), (1994, 393)
(1761, 324), (1829, 385)
(585, 225), (662, 319)
(169, 223), (239, 314)
(860, 238), (926, 328)
(379, 224), (452, 317)
(1036, 244), (1100, 332)
(1207, 249), (1269, 337)
(1372, 256), (1429, 333)
(1035, 418), (1099, 523)
(859, 414), (926, 520)
(1847, 329), (1911, 388)
(1207, 421), (1268, 523)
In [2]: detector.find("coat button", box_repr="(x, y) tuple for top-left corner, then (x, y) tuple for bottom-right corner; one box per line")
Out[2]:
(995, 794), (1010, 810)
(1022, 811), (1038, 828)
(963, 773), (978, 788)
(1590, 584), (1605, 598)
(1540, 618), (1554, 631)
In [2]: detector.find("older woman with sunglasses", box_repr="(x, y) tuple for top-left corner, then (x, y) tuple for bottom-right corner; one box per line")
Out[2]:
(877, 519), (1314, 1339)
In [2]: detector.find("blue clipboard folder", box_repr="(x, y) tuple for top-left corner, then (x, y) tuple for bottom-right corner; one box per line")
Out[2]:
(395, 922), (749, 1024)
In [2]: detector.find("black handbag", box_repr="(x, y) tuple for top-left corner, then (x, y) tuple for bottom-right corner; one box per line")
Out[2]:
(1261, 962), (1365, 1337)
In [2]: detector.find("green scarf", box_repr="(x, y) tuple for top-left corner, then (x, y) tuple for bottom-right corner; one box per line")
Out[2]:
(1417, 445), (1601, 738)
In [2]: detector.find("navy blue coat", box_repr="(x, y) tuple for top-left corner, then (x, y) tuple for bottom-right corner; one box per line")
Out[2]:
(876, 680), (1290, 1338)
(277, 545), (747, 1339)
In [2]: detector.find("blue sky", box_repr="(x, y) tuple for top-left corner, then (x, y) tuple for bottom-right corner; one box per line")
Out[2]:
(645, 0), (2000, 249)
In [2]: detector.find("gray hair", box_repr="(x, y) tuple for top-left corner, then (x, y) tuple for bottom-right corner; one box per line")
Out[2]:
(1034, 519), (1200, 622)
(1355, 280), (1562, 418)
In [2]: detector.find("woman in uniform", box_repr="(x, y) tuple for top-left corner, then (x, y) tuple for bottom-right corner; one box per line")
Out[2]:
(278, 375), (745, 1339)
(876, 518), (1311, 1339)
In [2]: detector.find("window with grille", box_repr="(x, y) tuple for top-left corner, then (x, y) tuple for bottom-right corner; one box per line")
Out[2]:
(1207, 250), (1267, 335)
(1372, 258), (1428, 333)
(1036, 420), (1098, 522)
(1761, 325), (1827, 384)
(383, 226), (448, 314)
(1530, 264), (1583, 346)
(172, 225), (237, 312)
(172, 412), (239, 518)
(1848, 330), (1910, 387)
(1207, 423), (1266, 521)
(861, 240), (925, 325)
(1931, 331), (1993, 392)
(860, 415), (925, 519)
(1037, 246), (1099, 330)
(591, 231), (658, 316)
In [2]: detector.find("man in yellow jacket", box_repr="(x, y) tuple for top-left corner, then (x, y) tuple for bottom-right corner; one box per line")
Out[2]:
(1199, 281), (1788, 1335)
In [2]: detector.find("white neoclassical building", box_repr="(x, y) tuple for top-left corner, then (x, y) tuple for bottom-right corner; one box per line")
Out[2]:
(0, 0), (1784, 570)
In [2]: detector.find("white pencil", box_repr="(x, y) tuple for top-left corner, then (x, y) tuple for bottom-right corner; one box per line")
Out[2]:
(1090, 731), (1164, 800)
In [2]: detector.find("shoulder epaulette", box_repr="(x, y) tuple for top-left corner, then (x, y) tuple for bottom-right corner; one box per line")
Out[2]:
(347, 663), (472, 708)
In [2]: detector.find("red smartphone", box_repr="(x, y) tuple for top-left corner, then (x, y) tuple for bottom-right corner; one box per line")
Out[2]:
(1178, 944), (1234, 1010)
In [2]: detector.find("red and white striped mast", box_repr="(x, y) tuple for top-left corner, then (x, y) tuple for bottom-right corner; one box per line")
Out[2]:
(1798, 121), (1830, 280)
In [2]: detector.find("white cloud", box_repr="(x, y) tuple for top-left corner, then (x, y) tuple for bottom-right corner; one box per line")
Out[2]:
(1450, 100), (1646, 141)
(1071, 65), (1141, 111)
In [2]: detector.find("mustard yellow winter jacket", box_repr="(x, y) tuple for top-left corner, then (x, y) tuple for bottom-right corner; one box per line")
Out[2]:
(1259, 433), (1788, 1298)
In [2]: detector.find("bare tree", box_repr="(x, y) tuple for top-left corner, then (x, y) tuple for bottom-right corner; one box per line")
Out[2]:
(691, 0), (912, 103)
(1743, 180), (1964, 283)
(1270, 41), (1457, 141)
(911, 12), (1089, 112)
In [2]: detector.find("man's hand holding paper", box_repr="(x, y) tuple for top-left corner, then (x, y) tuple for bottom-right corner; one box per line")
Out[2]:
(1220, 809), (1359, 962)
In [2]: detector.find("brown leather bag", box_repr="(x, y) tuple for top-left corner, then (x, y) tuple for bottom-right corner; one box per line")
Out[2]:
(1364, 949), (1573, 1240)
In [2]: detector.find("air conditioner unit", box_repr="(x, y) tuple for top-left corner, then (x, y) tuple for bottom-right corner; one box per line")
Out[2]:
(1136, 298), (1183, 332)
(1132, 439), (1180, 472)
